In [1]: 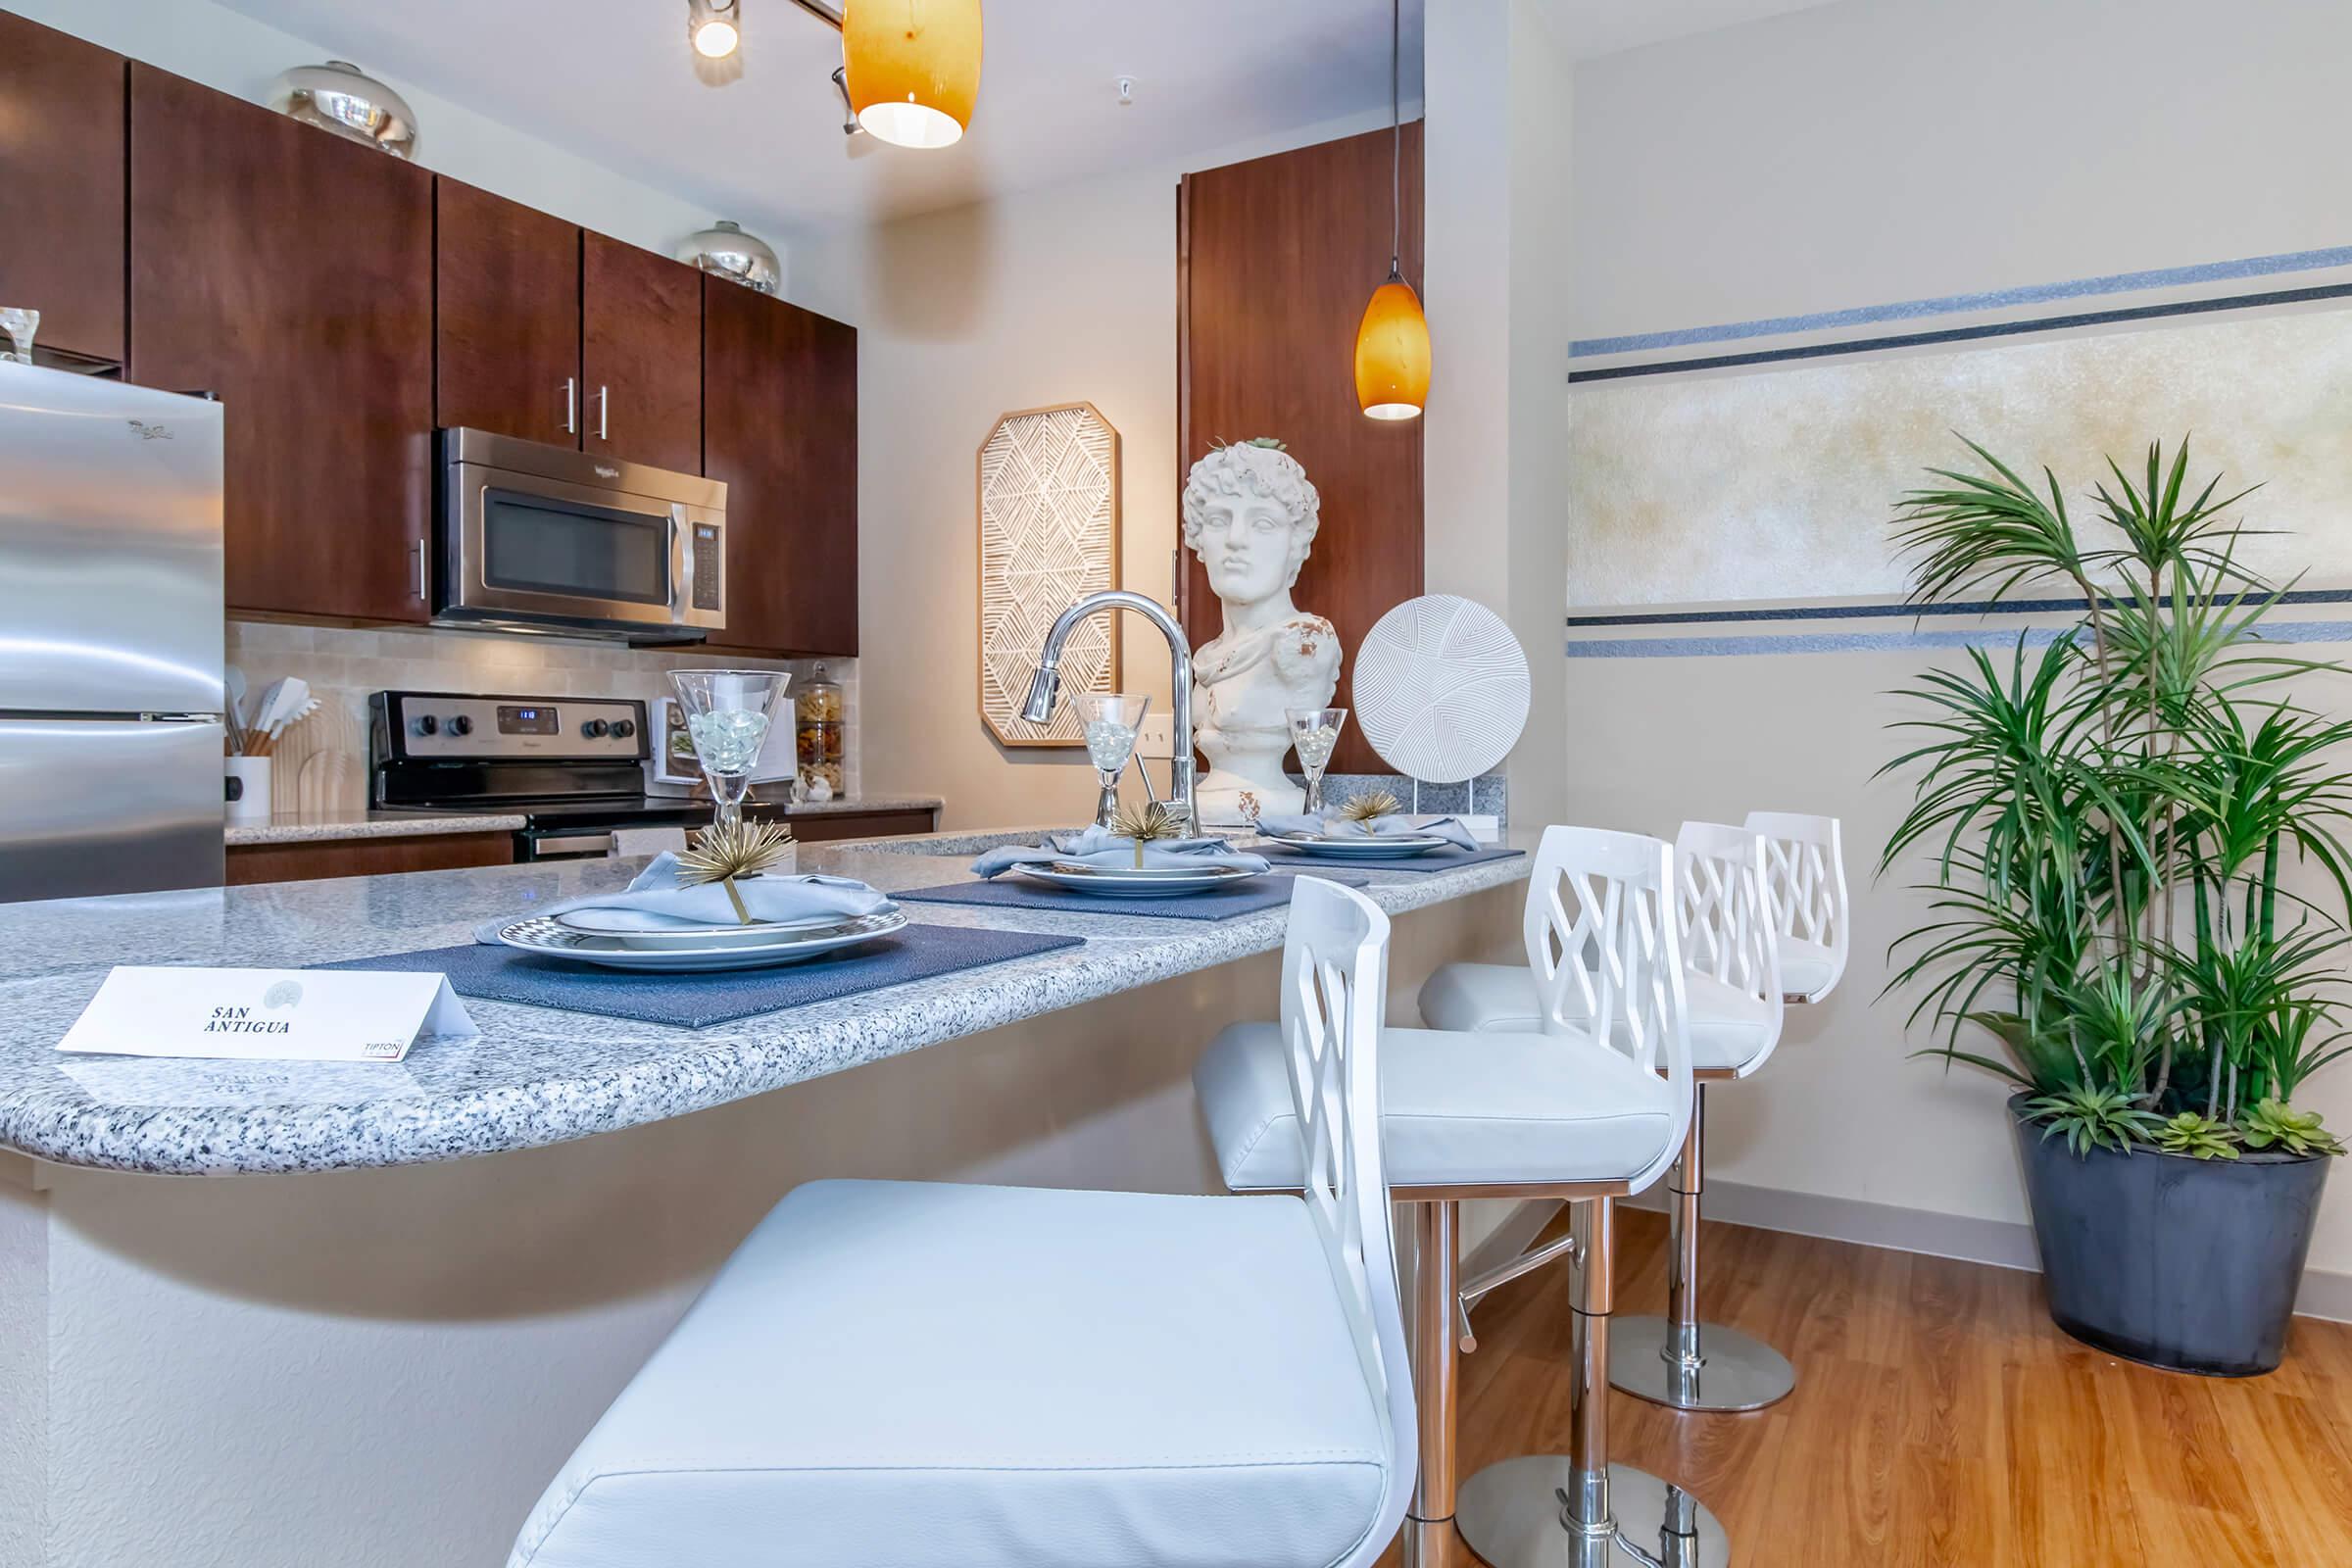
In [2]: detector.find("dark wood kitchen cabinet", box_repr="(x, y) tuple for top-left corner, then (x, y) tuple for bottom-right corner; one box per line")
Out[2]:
(702, 277), (858, 658)
(435, 180), (582, 445)
(0, 13), (127, 364)
(583, 231), (704, 474)
(127, 64), (434, 623)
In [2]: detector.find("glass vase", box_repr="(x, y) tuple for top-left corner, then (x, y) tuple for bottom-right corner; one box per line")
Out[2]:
(669, 668), (790, 831)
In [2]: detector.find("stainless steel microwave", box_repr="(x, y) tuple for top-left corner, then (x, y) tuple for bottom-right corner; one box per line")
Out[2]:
(433, 427), (726, 642)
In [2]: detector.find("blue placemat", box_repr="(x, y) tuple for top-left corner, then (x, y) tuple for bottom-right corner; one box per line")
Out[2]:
(1255, 842), (1527, 874)
(894, 871), (1362, 921)
(318, 924), (1084, 1029)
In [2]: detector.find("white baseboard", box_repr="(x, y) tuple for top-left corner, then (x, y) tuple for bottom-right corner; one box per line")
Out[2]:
(1629, 1178), (2352, 1325)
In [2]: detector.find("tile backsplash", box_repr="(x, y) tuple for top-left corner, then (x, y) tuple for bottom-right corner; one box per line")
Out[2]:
(227, 621), (858, 804)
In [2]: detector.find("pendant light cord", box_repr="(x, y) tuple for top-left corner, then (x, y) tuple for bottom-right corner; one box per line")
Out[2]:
(1388, 0), (1402, 279)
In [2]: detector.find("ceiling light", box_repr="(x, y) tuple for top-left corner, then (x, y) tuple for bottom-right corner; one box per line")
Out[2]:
(689, 0), (743, 60)
(842, 0), (983, 150)
(1354, 0), (1429, 420)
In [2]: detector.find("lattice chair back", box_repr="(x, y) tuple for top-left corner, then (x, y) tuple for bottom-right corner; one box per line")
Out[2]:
(1676, 821), (1787, 1078)
(1518, 825), (1696, 1192)
(1278, 874), (1416, 1567)
(1742, 810), (1850, 1001)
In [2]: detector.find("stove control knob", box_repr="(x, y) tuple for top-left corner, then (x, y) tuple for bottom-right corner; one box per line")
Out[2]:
(447, 714), (473, 737)
(581, 718), (609, 739)
(414, 714), (438, 737)
(610, 718), (637, 739)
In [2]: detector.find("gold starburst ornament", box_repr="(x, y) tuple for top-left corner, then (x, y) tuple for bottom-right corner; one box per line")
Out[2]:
(1110, 800), (1183, 869)
(674, 819), (798, 924)
(1341, 790), (1402, 825)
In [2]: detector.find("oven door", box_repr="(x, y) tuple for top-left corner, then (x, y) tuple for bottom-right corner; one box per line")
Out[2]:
(439, 453), (725, 637)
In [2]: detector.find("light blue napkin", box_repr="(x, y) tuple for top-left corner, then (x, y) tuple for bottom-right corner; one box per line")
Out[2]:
(972, 826), (1273, 879)
(1256, 812), (1481, 850)
(476, 852), (890, 943)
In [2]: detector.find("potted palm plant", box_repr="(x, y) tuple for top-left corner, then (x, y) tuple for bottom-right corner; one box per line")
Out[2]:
(1884, 437), (2350, 1376)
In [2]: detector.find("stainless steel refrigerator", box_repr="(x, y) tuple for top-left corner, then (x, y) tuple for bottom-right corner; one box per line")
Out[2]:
(0, 363), (227, 902)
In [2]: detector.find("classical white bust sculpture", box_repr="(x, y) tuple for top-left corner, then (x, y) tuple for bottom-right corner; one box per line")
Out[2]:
(1182, 439), (1342, 825)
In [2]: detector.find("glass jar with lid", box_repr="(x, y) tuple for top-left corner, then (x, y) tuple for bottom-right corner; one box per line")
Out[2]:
(795, 663), (846, 795)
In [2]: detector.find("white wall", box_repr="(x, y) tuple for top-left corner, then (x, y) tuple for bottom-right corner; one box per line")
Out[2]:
(1423, 0), (1574, 832)
(805, 107), (1403, 832)
(1565, 0), (2352, 1297)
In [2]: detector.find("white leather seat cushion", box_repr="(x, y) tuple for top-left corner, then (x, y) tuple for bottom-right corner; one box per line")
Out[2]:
(1779, 940), (1836, 1000)
(1194, 1022), (1678, 1191)
(511, 1180), (1389, 1568)
(1418, 963), (1774, 1072)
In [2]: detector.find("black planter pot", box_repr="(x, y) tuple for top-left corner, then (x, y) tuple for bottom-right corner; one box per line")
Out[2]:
(2011, 1094), (2331, 1376)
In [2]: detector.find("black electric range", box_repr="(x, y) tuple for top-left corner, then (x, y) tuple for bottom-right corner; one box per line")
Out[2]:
(368, 690), (795, 861)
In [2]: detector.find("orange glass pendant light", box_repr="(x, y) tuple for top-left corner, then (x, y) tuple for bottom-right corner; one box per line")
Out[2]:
(842, 0), (983, 150)
(1355, 0), (1428, 419)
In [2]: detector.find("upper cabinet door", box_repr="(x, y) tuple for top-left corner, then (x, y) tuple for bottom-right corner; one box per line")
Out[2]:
(436, 180), (582, 445)
(702, 277), (858, 658)
(0, 14), (127, 364)
(127, 66), (434, 624)
(582, 233), (703, 474)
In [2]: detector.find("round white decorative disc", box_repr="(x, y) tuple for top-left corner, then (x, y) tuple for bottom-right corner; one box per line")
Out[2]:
(1353, 595), (1532, 784)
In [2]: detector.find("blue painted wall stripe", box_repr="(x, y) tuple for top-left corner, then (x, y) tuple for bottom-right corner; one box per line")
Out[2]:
(1565, 620), (2352, 661)
(1570, 244), (2352, 359)
(1562, 587), (2352, 630)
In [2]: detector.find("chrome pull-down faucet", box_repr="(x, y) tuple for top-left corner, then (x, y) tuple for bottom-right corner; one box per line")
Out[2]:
(1021, 590), (1197, 829)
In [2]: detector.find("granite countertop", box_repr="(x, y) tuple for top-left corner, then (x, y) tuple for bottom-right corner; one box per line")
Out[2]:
(221, 795), (944, 848)
(225, 809), (529, 847)
(0, 828), (1529, 1177)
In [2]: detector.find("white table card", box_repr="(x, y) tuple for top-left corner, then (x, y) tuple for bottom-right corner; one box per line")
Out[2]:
(57, 967), (479, 1063)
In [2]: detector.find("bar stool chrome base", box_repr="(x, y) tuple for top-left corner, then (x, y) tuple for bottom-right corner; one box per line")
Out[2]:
(1608, 1314), (1796, 1413)
(1456, 1457), (1730, 1568)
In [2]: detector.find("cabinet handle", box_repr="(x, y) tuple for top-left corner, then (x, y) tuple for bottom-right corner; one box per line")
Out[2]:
(414, 538), (429, 602)
(563, 377), (578, 436)
(597, 384), (610, 442)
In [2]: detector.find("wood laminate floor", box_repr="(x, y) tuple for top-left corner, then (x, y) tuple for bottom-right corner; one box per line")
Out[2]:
(1383, 1208), (2352, 1567)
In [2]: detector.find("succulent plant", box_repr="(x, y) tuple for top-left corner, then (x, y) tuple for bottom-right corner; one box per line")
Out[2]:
(2154, 1111), (2241, 1160)
(2024, 1084), (2162, 1157)
(2240, 1099), (2347, 1157)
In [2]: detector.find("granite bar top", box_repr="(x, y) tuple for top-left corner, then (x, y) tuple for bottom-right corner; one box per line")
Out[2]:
(0, 827), (1529, 1177)
(225, 810), (528, 847)
(222, 795), (943, 848)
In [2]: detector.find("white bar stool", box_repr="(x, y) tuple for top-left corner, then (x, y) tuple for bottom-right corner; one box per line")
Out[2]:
(1744, 810), (1849, 1004)
(1608, 822), (1794, 1414)
(506, 876), (1417, 1568)
(1195, 827), (1723, 1568)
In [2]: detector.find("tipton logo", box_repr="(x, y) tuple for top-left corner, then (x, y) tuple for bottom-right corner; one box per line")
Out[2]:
(125, 419), (174, 441)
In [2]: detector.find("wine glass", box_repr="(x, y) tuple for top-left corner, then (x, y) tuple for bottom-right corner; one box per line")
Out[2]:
(668, 668), (790, 831)
(0, 307), (37, 365)
(1074, 692), (1151, 830)
(1287, 707), (1348, 816)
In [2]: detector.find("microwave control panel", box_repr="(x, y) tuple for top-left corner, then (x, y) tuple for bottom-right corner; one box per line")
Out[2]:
(691, 523), (724, 612)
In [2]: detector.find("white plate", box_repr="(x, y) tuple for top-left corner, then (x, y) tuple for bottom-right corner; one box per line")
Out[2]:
(1009, 861), (1261, 898)
(497, 906), (907, 971)
(1266, 833), (1452, 859)
(553, 907), (868, 951)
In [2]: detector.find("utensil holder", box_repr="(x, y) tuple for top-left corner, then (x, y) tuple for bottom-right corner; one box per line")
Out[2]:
(225, 757), (271, 821)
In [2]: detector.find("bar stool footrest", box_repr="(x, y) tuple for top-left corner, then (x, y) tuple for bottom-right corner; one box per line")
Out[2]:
(1456, 1456), (1729, 1568)
(1608, 1313), (1796, 1413)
